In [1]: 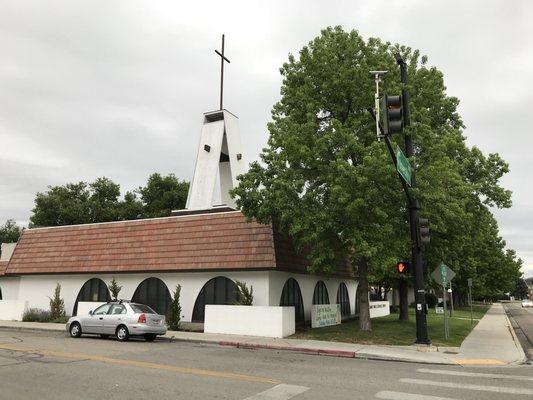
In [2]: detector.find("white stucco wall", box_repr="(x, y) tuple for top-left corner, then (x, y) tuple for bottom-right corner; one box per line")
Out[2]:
(267, 271), (358, 321)
(204, 305), (295, 338)
(3, 270), (357, 323)
(0, 300), (28, 320)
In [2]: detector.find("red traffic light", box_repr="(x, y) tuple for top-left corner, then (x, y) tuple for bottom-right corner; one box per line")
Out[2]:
(396, 260), (410, 274)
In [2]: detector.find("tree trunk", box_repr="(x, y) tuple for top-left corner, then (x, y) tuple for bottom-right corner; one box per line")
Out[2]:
(398, 279), (409, 321)
(358, 259), (372, 331)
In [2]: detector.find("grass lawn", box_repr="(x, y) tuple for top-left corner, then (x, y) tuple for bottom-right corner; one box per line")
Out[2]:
(290, 305), (490, 347)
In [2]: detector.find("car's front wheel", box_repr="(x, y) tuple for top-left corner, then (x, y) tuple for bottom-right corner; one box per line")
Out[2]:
(69, 322), (82, 338)
(116, 325), (129, 342)
(144, 334), (156, 342)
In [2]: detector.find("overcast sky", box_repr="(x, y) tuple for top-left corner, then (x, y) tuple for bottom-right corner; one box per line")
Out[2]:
(1, 1), (532, 277)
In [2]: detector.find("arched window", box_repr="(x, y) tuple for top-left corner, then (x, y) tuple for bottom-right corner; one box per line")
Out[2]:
(131, 277), (172, 316)
(279, 278), (305, 323)
(73, 278), (111, 316)
(312, 281), (330, 305)
(192, 277), (239, 322)
(336, 282), (351, 317)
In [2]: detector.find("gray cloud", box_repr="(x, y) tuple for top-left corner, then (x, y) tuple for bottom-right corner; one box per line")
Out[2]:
(1, 0), (532, 277)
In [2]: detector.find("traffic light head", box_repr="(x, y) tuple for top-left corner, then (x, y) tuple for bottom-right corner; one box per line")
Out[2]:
(396, 260), (410, 274)
(381, 94), (403, 136)
(417, 217), (431, 247)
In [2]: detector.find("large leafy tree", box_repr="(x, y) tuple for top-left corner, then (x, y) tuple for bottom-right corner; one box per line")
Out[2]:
(30, 174), (189, 227)
(138, 173), (189, 218)
(0, 219), (22, 243)
(232, 27), (518, 331)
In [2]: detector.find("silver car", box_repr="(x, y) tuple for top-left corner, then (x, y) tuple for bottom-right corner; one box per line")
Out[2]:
(66, 301), (167, 342)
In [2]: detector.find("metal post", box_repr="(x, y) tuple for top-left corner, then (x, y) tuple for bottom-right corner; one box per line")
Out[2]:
(449, 281), (454, 317)
(469, 285), (473, 325)
(397, 55), (430, 344)
(443, 286), (449, 339)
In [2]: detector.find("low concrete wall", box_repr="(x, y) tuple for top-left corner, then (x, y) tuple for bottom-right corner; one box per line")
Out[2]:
(77, 301), (106, 316)
(0, 300), (28, 321)
(370, 301), (390, 318)
(204, 305), (295, 338)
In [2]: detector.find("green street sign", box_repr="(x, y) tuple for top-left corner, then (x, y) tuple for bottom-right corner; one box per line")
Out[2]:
(431, 262), (456, 287)
(395, 145), (412, 186)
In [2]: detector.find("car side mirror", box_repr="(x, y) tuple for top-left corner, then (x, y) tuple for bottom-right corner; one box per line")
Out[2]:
(89, 310), (94, 315)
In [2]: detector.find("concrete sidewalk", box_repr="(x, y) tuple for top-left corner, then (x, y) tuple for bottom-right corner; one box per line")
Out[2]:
(0, 303), (525, 366)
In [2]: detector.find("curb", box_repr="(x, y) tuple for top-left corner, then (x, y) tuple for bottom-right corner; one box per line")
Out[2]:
(0, 325), (65, 334)
(501, 307), (528, 365)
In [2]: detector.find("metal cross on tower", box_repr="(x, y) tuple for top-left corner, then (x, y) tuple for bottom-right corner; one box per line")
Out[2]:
(215, 34), (231, 110)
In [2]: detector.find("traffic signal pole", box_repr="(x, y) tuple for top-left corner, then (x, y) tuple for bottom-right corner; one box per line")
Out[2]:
(397, 55), (430, 344)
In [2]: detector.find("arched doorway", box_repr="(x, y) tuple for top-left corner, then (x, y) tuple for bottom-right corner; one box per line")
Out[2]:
(131, 277), (172, 316)
(0, 286), (3, 300)
(192, 276), (239, 322)
(73, 278), (111, 316)
(279, 278), (305, 323)
(312, 281), (330, 305)
(355, 286), (359, 316)
(336, 282), (351, 317)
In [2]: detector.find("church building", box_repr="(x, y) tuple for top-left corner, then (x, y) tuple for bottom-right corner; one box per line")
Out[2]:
(0, 37), (357, 326)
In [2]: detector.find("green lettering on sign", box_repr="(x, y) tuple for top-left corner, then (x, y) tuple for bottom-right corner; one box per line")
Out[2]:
(396, 145), (412, 186)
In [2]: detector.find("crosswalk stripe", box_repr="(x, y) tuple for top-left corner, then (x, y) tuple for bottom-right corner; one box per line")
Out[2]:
(400, 378), (533, 395)
(243, 384), (309, 400)
(376, 390), (458, 400)
(417, 368), (533, 381)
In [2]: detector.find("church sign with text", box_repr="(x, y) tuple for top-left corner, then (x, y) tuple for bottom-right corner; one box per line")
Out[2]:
(311, 304), (341, 328)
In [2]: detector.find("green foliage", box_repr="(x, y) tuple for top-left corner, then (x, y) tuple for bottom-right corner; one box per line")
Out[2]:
(167, 285), (182, 331)
(234, 281), (254, 305)
(30, 174), (189, 227)
(425, 293), (438, 308)
(23, 308), (69, 323)
(0, 219), (22, 243)
(109, 277), (122, 301)
(231, 26), (520, 331)
(512, 278), (529, 299)
(138, 173), (189, 218)
(49, 283), (66, 320)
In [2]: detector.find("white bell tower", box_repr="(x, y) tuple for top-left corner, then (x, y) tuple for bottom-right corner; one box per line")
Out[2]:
(185, 109), (244, 210)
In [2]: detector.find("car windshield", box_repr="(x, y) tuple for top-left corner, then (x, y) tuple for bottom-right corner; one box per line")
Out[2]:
(130, 304), (157, 314)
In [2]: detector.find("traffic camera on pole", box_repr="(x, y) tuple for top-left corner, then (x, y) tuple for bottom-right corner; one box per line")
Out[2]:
(396, 260), (410, 274)
(380, 94), (403, 136)
(416, 217), (431, 247)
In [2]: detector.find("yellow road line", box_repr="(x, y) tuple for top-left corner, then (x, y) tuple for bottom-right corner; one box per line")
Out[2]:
(0, 343), (280, 384)
(451, 358), (506, 366)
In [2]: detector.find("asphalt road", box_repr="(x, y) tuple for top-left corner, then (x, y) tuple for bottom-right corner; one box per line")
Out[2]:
(504, 302), (533, 361)
(0, 329), (532, 400)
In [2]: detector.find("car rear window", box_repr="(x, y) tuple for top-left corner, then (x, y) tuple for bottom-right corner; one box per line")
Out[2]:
(130, 304), (156, 314)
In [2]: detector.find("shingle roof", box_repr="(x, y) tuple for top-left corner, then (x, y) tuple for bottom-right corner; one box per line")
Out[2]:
(4, 211), (353, 278)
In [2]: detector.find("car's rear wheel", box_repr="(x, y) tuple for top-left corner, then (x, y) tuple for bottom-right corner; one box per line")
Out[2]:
(116, 325), (129, 342)
(69, 322), (82, 338)
(144, 334), (156, 342)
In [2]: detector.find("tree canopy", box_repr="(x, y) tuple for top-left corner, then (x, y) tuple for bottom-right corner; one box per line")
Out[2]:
(0, 219), (22, 243)
(30, 174), (189, 227)
(231, 26), (521, 329)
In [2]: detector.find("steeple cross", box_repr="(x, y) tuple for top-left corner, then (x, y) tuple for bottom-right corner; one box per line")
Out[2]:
(215, 34), (231, 110)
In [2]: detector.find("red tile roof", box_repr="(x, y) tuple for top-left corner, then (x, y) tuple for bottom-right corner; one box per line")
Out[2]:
(5, 211), (353, 278)
(0, 261), (7, 276)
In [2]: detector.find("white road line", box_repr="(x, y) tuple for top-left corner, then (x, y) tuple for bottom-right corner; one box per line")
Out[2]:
(376, 390), (459, 400)
(243, 384), (309, 400)
(417, 368), (533, 381)
(400, 378), (533, 395)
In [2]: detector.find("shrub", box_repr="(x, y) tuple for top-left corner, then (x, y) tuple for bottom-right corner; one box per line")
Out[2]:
(109, 277), (122, 301)
(234, 281), (253, 305)
(425, 293), (438, 308)
(167, 284), (182, 331)
(22, 308), (69, 323)
(49, 283), (66, 320)
(23, 308), (52, 322)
